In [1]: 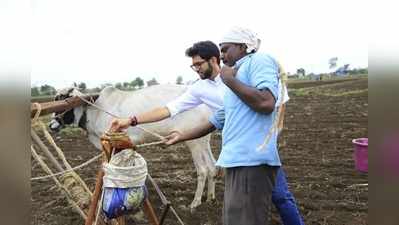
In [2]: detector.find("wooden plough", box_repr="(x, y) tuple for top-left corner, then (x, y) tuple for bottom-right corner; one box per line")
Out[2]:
(31, 96), (185, 225)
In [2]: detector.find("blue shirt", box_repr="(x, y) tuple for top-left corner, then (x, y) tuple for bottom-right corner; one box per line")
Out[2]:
(209, 53), (282, 168)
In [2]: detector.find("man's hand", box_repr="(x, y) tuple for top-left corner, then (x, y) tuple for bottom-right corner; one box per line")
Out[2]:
(163, 130), (183, 145)
(220, 65), (238, 82)
(109, 118), (132, 132)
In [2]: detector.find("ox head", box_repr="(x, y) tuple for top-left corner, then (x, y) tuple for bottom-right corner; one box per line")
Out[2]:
(49, 87), (87, 132)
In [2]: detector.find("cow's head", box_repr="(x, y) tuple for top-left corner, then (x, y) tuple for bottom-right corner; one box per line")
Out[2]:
(49, 87), (87, 132)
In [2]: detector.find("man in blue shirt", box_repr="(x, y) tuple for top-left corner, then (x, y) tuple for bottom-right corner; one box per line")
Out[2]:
(164, 27), (304, 225)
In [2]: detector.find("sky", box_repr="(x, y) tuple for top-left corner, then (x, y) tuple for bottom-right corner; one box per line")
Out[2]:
(25, 0), (369, 89)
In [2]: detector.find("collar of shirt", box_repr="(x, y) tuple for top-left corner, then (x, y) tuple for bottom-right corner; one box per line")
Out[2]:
(207, 74), (222, 85)
(234, 53), (254, 69)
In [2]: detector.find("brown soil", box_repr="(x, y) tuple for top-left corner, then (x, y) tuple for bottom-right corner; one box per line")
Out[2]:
(31, 77), (368, 225)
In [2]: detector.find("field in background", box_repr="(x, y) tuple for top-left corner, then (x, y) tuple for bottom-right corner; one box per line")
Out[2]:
(31, 77), (368, 225)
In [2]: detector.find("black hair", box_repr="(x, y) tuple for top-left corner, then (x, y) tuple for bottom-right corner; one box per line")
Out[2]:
(185, 41), (220, 65)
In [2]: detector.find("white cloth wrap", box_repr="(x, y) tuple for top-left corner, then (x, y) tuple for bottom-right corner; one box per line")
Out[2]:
(102, 149), (148, 188)
(220, 26), (261, 53)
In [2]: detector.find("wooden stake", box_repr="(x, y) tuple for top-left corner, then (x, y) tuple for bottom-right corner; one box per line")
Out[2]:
(143, 198), (160, 225)
(85, 169), (104, 225)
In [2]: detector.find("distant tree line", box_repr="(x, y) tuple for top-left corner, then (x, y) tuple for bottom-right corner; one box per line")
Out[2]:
(288, 67), (368, 80)
(347, 68), (368, 75)
(31, 76), (184, 97)
(31, 84), (57, 96)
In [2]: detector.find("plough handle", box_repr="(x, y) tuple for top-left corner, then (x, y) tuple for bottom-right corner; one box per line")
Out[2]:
(84, 170), (104, 225)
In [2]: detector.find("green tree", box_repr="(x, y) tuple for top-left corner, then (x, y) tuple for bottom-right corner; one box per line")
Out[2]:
(40, 84), (56, 96)
(123, 82), (130, 89)
(176, 76), (183, 85)
(115, 82), (123, 90)
(130, 80), (138, 89)
(134, 77), (144, 89)
(359, 68), (368, 74)
(31, 86), (40, 96)
(130, 77), (145, 89)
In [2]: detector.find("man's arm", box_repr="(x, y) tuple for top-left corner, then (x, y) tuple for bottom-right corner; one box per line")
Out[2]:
(110, 86), (201, 132)
(164, 121), (216, 145)
(110, 106), (171, 132)
(164, 107), (225, 145)
(136, 107), (171, 124)
(221, 66), (275, 114)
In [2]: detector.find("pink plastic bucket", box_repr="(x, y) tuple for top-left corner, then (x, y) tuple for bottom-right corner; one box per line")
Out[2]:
(352, 138), (368, 172)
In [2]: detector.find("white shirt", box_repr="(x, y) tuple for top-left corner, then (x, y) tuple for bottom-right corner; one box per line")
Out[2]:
(166, 74), (289, 117)
(166, 75), (225, 116)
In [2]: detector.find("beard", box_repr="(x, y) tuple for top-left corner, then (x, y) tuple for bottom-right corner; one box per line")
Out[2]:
(199, 62), (213, 79)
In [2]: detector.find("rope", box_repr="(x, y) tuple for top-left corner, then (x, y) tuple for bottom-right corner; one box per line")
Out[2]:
(31, 102), (42, 125)
(39, 120), (91, 194)
(256, 61), (287, 151)
(31, 145), (88, 219)
(30, 140), (165, 181)
(74, 91), (166, 141)
(31, 91), (167, 182)
(40, 121), (74, 170)
(31, 154), (103, 181)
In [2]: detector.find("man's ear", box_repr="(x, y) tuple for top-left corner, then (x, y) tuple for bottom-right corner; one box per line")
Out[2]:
(239, 44), (247, 53)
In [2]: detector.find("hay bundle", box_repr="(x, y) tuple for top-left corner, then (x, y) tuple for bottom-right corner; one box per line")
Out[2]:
(60, 172), (91, 210)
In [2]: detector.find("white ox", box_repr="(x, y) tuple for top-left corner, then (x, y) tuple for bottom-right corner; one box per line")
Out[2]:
(49, 85), (218, 210)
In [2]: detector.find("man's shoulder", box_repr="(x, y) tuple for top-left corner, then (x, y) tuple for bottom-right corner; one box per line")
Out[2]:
(251, 52), (277, 65)
(189, 79), (207, 89)
(184, 79), (206, 96)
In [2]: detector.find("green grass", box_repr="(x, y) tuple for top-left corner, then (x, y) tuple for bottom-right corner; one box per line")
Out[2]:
(290, 88), (310, 96)
(58, 126), (85, 137)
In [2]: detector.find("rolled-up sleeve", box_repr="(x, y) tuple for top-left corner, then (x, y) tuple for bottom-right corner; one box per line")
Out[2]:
(249, 55), (279, 102)
(208, 108), (225, 130)
(166, 86), (202, 117)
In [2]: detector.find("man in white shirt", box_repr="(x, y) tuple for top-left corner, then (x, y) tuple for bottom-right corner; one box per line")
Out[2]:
(110, 41), (224, 128)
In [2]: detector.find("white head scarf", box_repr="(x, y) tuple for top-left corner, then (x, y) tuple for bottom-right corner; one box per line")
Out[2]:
(220, 26), (261, 53)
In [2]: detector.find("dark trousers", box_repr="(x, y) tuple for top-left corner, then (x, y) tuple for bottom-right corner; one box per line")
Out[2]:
(223, 165), (278, 225)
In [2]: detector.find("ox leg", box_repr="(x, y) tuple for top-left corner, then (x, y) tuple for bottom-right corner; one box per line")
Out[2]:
(185, 139), (208, 211)
(203, 135), (217, 202)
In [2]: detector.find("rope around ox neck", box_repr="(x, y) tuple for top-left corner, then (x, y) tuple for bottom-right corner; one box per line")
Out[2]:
(74, 91), (166, 141)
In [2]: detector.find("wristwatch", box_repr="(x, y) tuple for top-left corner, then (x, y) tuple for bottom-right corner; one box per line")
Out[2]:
(128, 116), (138, 126)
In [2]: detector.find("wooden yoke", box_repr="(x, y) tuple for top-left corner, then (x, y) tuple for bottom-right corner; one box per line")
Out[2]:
(31, 94), (98, 118)
(84, 132), (159, 225)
